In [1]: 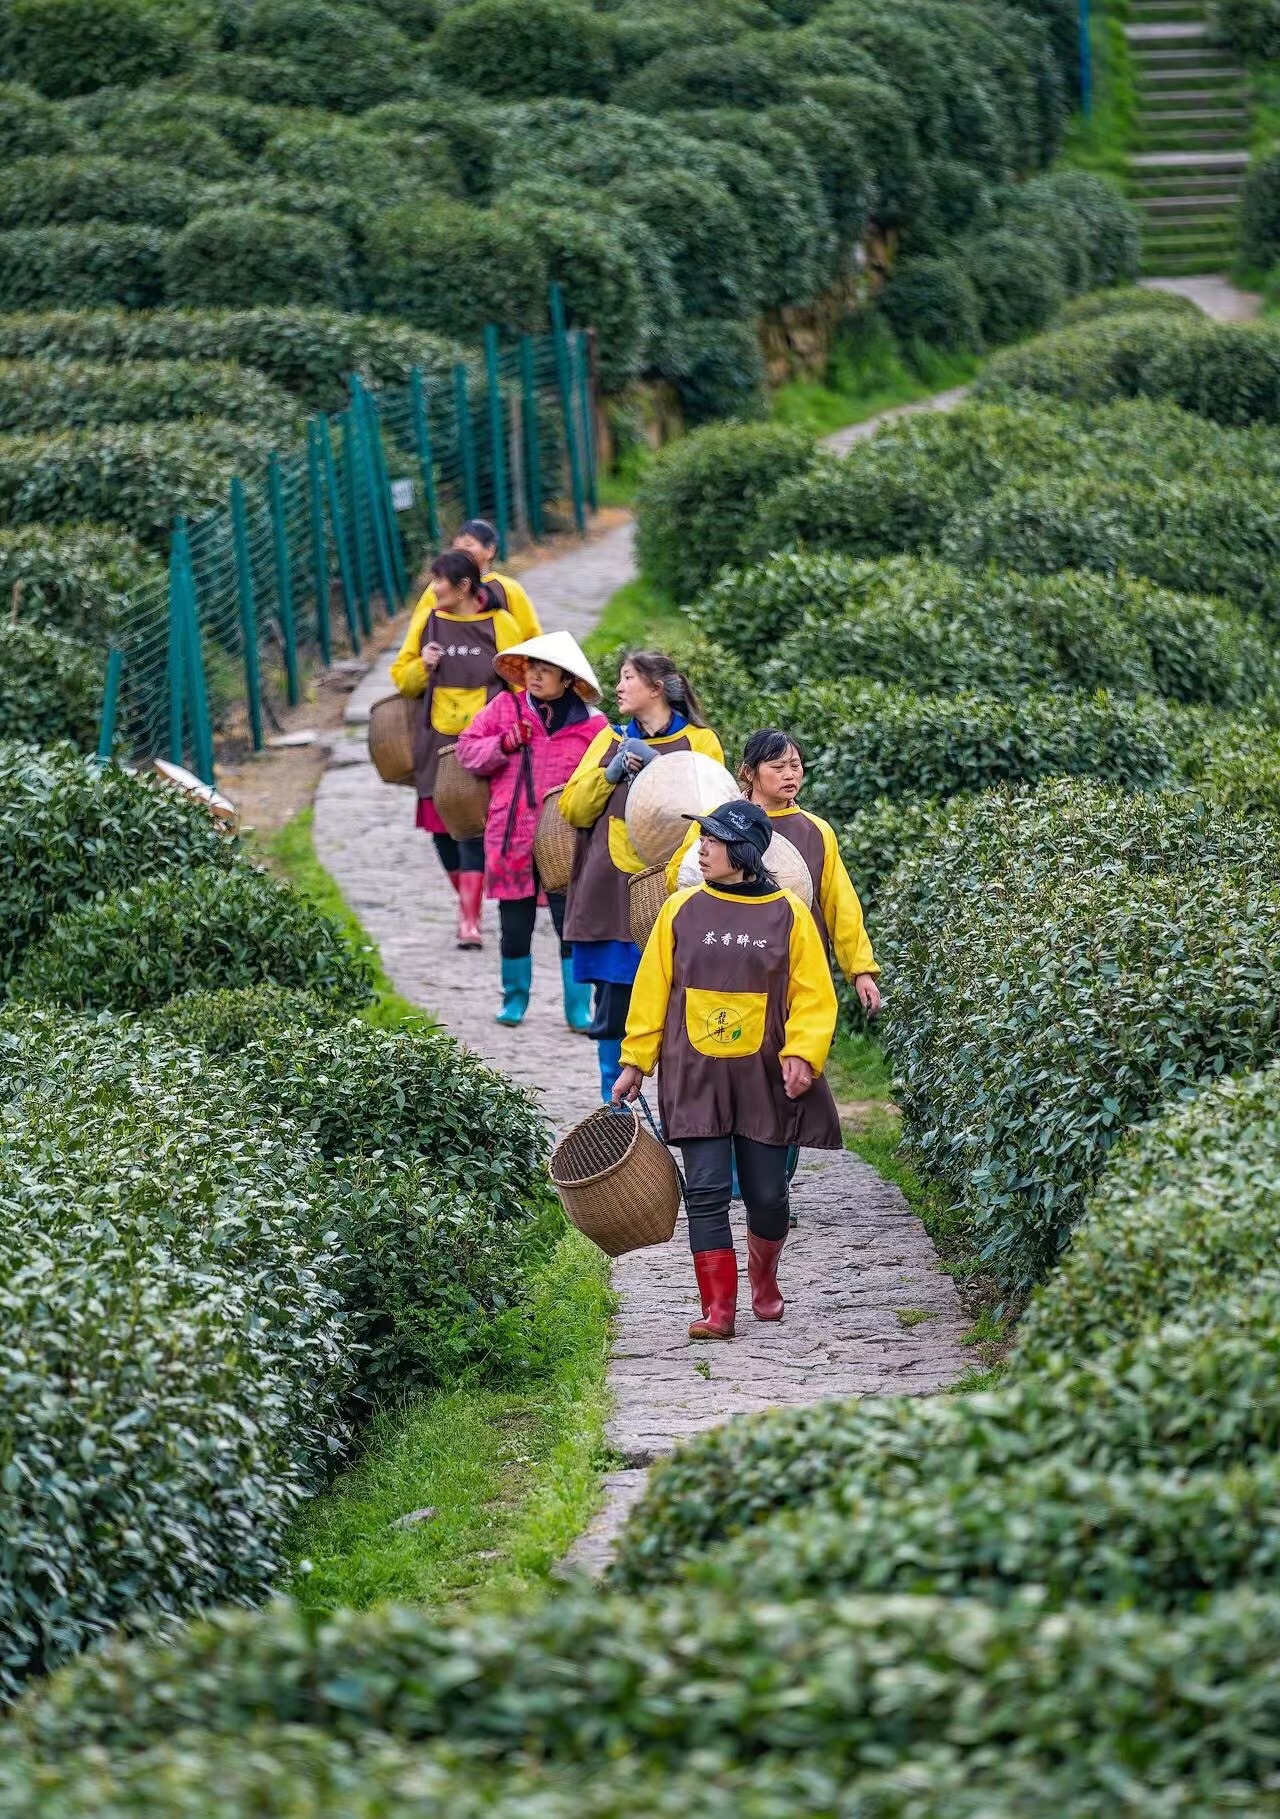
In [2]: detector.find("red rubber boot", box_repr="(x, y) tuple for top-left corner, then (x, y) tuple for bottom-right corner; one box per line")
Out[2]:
(747, 1232), (786, 1321)
(689, 1248), (737, 1340)
(457, 872), (484, 949)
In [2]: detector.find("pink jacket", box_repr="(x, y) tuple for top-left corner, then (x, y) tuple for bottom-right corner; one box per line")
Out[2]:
(456, 689), (607, 899)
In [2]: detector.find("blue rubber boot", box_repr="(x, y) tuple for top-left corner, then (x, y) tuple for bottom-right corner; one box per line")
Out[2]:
(598, 1037), (623, 1104)
(561, 958), (594, 1034)
(495, 955), (532, 1026)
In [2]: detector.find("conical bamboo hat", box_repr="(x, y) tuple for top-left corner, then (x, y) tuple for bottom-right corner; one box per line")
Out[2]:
(494, 631), (601, 702)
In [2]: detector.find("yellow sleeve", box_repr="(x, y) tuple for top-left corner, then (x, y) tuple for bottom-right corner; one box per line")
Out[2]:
(491, 573), (540, 639)
(780, 894), (839, 1074)
(559, 725), (618, 828)
(689, 725), (725, 767)
(494, 609), (523, 654)
(621, 891), (688, 1075)
(664, 822), (698, 893)
(389, 589), (434, 697)
(816, 816), (879, 980)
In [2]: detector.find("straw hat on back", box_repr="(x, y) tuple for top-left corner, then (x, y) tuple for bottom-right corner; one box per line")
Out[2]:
(494, 631), (602, 703)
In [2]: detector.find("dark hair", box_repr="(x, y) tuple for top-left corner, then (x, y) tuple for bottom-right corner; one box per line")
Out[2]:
(724, 836), (777, 888)
(739, 728), (803, 792)
(622, 649), (708, 728)
(430, 548), (484, 596)
(456, 518), (498, 551)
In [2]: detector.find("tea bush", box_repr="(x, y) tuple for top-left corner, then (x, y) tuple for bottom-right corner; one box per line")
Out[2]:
(0, 421), (277, 543)
(0, 357), (300, 434)
(362, 198), (549, 339)
(880, 779), (1280, 1287)
(662, 316), (768, 425)
(91, 110), (249, 179)
(1020, 1063), (1280, 1364)
(148, 982), (347, 1055)
(1241, 144), (1280, 265)
(787, 680), (1174, 819)
(0, 744), (235, 979)
(0, 306), (468, 406)
(0, 622), (101, 747)
(878, 254), (982, 353)
(609, 166), (763, 322)
(164, 207), (359, 310)
(259, 121), (458, 204)
(963, 227), (1065, 342)
(633, 420), (815, 596)
(10, 864), (373, 1012)
(0, 524), (162, 639)
(0, 0), (188, 97)
(427, 0), (615, 99)
(0, 78), (81, 157)
(1060, 283), (1203, 324)
(0, 153), (198, 227)
(234, 0), (419, 114)
(0, 222), (167, 309)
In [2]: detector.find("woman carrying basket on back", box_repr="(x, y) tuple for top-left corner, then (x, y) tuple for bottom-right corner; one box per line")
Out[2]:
(612, 798), (840, 1341)
(559, 650), (724, 1104)
(390, 549), (521, 949)
(455, 632), (608, 1032)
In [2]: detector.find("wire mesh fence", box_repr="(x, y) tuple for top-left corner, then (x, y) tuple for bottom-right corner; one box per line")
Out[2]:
(98, 285), (600, 781)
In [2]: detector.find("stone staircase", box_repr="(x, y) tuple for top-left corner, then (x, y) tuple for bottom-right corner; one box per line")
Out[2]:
(1126, 0), (1251, 274)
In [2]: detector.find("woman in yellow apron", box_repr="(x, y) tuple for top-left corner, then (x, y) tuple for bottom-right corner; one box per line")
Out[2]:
(560, 649), (723, 1102)
(390, 549), (521, 947)
(613, 798), (840, 1341)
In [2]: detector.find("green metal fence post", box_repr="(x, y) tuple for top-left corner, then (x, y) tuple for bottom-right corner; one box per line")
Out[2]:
(351, 376), (403, 612)
(306, 421), (332, 666)
(483, 325), (509, 560)
(167, 532), (186, 765)
(363, 383), (409, 603)
(575, 330), (599, 512)
(230, 476), (265, 753)
(268, 452), (301, 706)
(549, 282), (586, 534)
(341, 408), (373, 638)
(318, 414), (361, 653)
(96, 647), (124, 763)
(409, 367), (441, 546)
(518, 334), (543, 542)
(453, 362), (479, 519)
(174, 516), (215, 785)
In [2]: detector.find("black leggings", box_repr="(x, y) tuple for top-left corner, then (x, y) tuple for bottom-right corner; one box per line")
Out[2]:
(678, 1136), (790, 1254)
(499, 892), (569, 960)
(432, 833), (484, 875)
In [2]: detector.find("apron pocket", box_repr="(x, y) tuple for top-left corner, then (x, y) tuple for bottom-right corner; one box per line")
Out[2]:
(431, 686), (488, 735)
(684, 988), (767, 1058)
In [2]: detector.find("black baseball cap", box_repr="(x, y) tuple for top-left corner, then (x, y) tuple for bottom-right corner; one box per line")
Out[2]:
(684, 798), (771, 856)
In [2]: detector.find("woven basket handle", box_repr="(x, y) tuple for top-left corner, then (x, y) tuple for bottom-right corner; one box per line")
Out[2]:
(609, 1093), (688, 1213)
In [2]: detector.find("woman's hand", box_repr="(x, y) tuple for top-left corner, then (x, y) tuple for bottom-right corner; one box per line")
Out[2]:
(421, 640), (444, 672)
(855, 974), (882, 1018)
(781, 1056), (814, 1099)
(612, 1065), (644, 1105)
(501, 719), (532, 754)
(621, 738), (656, 775)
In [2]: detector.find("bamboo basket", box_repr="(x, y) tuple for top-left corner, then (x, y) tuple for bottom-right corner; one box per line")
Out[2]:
(550, 1103), (680, 1257)
(434, 744), (489, 839)
(629, 863), (670, 950)
(367, 694), (417, 788)
(534, 785), (575, 893)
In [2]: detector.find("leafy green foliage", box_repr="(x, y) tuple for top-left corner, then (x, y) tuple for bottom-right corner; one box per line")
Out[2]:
(0, 78), (81, 156)
(0, 153), (198, 227)
(880, 780), (1280, 1288)
(0, 622), (101, 747)
(878, 255), (981, 353)
(963, 227), (1065, 343)
(662, 317), (767, 425)
(0, 356), (300, 434)
(363, 198), (549, 339)
(633, 420), (815, 596)
(233, 0), (420, 113)
(0, 743), (236, 979)
(427, 0), (615, 99)
(164, 206), (358, 309)
(0, 0), (188, 98)
(10, 863), (374, 1012)
(0, 221), (167, 308)
(0, 524), (162, 640)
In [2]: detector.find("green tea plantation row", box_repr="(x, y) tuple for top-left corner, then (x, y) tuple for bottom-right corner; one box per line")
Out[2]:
(0, 745), (557, 1704)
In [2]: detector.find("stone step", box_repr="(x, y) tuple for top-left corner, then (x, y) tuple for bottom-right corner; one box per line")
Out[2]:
(1129, 170), (1244, 193)
(1137, 193), (1239, 215)
(1138, 61), (1244, 79)
(1137, 50), (1243, 67)
(1126, 21), (1210, 38)
(1138, 88), (1246, 107)
(1143, 213), (1237, 234)
(1136, 102), (1249, 118)
(1136, 127), (1251, 148)
(1129, 147), (1250, 165)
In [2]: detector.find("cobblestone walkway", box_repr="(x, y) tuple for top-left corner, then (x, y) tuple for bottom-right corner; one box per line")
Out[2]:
(314, 425), (972, 1575)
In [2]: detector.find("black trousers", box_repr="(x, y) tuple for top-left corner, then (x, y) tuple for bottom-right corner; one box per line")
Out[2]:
(432, 833), (484, 875)
(499, 892), (569, 960)
(678, 1136), (790, 1254)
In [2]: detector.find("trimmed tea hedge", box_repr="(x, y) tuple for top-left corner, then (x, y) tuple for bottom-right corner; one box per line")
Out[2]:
(880, 779), (1280, 1287)
(0, 154), (198, 228)
(0, 357), (300, 435)
(0, 743), (236, 979)
(10, 864), (374, 1012)
(0, 222), (167, 309)
(164, 206), (359, 310)
(0, 623), (101, 748)
(0, 525), (162, 639)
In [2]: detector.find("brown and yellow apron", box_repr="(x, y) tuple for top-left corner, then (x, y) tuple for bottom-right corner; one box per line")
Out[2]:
(412, 608), (505, 800)
(658, 887), (842, 1149)
(563, 728), (694, 946)
(769, 806), (831, 953)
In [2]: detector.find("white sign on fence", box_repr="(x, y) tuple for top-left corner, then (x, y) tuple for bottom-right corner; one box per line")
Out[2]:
(390, 477), (416, 512)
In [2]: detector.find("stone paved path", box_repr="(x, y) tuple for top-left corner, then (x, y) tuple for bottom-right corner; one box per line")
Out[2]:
(313, 408), (981, 1576)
